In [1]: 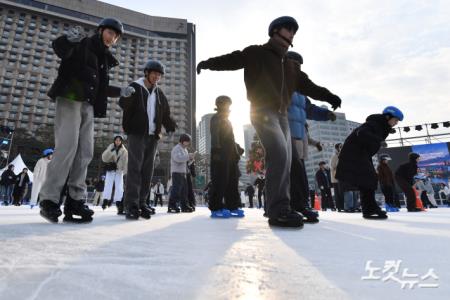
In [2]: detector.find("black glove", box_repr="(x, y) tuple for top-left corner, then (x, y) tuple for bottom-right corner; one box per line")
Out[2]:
(327, 111), (337, 121)
(196, 61), (207, 74)
(328, 94), (342, 110)
(316, 143), (323, 152)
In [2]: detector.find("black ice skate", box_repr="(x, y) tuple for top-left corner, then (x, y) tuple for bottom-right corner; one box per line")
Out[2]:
(125, 206), (140, 220)
(167, 206), (181, 213)
(40, 200), (62, 223)
(363, 209), (388, 220)
(301, 209), (319, 224)
(116, 201), (125, 215)
(268, 211), (304, 228)
(181, 206), (194, 213)
(139, 205), (153, 220)
(63, 196), (94, 223)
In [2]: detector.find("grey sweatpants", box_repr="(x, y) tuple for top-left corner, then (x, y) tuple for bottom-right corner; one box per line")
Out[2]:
(39, 97), (94, 204)
(251, 108), (292, 219)
(124, 134), (158, 209)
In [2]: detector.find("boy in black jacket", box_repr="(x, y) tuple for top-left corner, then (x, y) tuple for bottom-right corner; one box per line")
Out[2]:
(336, 106), (404, 219)
(119, 60), (176, 220)
(395, 152), (421, 212)
(197, 16), (342, 228)
(39, 18), (134, 223)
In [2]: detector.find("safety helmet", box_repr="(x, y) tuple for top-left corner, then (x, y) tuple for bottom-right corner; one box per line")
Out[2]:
(382, 106), (404, 121)
(144, 60), (165, 75)
(268, 16), (299, 37)
(43, 148), (54, 157)
(98, 18), (124, 36)
(287, 51), (303, 64)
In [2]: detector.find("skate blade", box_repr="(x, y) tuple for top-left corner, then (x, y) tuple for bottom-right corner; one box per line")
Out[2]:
(40, 212), (59, 224)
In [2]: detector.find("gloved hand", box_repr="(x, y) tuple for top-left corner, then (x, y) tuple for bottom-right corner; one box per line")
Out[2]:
(327, 111), (337, 121)
(120, 86), (135, 97)
(316, 142), (323, 152)
(380, 141), (388, 148)
(196, 61), (207, 74)
(328, 94), (342, 110)
(67, 26), (84, 43)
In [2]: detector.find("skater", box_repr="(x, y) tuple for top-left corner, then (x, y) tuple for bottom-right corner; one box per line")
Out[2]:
(0, 164), (16, 206)
(330, 143), (345, 212)
(377, 154), (399, 212)
(92, 175), (105, 206)
(168, 134), (195, 213)
(197, 16), (342, 227)
(153, 180), (165, 207)
(423, 177), (438, 208)
(12, 168), (30, 206)
(30, 148), (53, 208)
(395, 152), (422, 212)
(101, 135), (128, 215)
(119, 59), (176, 220)
(315, 162), (335, 211)
(414, 176), (432, 208)
(336, 106), (404, 219)
(208, 96), (244, 218)
(286, 50), (337, 223)
(245, 184), (255, 208)
(254, 174), (265, 210)
(39, 18), (134, 223)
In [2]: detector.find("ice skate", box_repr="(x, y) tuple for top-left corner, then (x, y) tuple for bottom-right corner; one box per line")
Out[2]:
(39, 200), (62, 223)
(63, 197), (94, 223)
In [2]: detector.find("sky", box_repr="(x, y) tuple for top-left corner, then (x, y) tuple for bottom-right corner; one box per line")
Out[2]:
(102, 0), (450, 146)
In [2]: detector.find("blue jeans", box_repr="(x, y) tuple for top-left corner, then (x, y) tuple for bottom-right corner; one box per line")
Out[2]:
(1, 184), (14, 205)
(169, 173), (187, 208)
(344, 191), (359, 210)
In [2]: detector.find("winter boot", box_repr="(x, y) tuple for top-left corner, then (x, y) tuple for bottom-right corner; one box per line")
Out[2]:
(139, 205), (153, 220)
(168, 206), (181, 213)
(230, 209), (245, 218)
(39, 200), (62, 223)
(102, 199), (109, 210)
(268, 210), (304, 228)
(126, 206), (140, 220)
(116, 201), (125, 215)
(63, 197), (94, 223)
(210, 209), (231, 218)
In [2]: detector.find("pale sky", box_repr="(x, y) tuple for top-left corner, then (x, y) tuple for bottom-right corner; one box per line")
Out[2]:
(103, 0), (450, 146)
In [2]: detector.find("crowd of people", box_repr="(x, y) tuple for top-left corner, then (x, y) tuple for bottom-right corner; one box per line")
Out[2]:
(1, 15), (449, 229)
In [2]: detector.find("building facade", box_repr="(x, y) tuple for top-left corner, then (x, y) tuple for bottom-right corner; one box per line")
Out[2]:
(196, 113), (213, 155)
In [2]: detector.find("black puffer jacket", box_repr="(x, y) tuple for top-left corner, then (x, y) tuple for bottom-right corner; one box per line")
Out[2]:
(200, 38), (340, 114)
(0, 169), (16, 185)
(48, 34), (121, 118)
(395, 159), (418, 186)
(119, 80), (176, 138)
(336, 114), (391, 190)
(210, 113), (239, 160)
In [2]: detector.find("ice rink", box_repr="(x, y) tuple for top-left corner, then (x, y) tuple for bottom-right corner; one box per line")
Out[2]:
(0, 206), (448, 300)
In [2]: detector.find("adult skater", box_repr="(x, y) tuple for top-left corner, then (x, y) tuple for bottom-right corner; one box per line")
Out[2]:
(30, 148), (53, 208)
(197, 16), (342, 228)
(39, 18), (134, 223)
(315, 162), (335, 211)
(1, 164), (16, 206)
(336, 106), (404, 219)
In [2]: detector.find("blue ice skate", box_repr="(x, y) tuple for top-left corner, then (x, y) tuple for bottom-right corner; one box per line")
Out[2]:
(210, 209), (231, 218)
(230, 209), (245, 218)
(385, 204), (399, 212)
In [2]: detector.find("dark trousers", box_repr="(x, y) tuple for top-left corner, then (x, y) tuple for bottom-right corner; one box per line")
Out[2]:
(381, 185), (395, 206)
(187, 173), (196, 208)
(320, 187), (335, 209)
(257, 188), (264, 208)
(395, 176), (417, 210)
(251, 109), (291, 218)
(169, 172), (188, 208)
(290, 155), (310, 212)
(359, 187), (382, 214)
(124, 134), (158, 210)
(333, 183), (344, 210)
(248, 194), (254, 208)
(154, 194), (163, 206)
(420, 191), (432, 208)
(209, 156), (240, 211)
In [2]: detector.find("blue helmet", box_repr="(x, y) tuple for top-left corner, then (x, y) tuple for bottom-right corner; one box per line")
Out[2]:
(43, 148), (54, 156)
(268, 16), (299, 37)
(382, 106), (404, 121)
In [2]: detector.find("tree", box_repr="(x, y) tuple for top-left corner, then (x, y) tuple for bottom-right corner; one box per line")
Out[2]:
(246, 133), (265, 174)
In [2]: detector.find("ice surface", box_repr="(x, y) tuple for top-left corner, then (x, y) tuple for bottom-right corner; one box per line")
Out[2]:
(0, 206), (448, 299)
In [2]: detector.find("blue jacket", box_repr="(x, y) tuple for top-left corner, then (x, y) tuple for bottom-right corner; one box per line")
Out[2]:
(288, 92), (330, 139)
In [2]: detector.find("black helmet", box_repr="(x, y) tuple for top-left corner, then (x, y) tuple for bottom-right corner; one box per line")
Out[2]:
(179, 133), (191, 143)
(215, 95), (232, 108)
(287, 51), (303, 64)
(409, 152), (420, 161)
(98, 18), (124, 36)
(268, 16), (299, 37)
(144, 60), (165, 75)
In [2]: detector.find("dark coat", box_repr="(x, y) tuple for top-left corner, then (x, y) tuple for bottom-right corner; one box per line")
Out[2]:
(336, 114), (391, 190)
(200, 38), (340, 113)
(395, 159), (418, 186)
(377, 163), (395, 187)
(48, 34), (121, 118)
(315, 168), (332, 189)
(15, 173), (30, 189)
(210, 113), (239, 160)
(245, 185), (255, 196)
(119, 81), (176, 138)
(1, 169), (16, 185)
